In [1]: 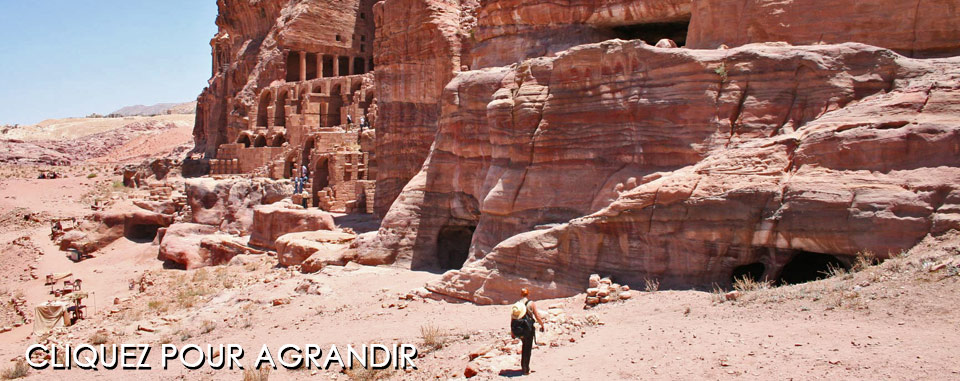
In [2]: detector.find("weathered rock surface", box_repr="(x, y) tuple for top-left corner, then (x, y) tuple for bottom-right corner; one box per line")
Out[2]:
(248, 202), (336, 249)
(275, 231), (357, 270)
(372, 0), (472, 216)
(687, 0), (960, 58)
(185, 177), (291, 234)
(367, 40), (960, 304)
(470, 0), (691, 68)
(158, 223), (245, 269)
(59, 207), (174, 254)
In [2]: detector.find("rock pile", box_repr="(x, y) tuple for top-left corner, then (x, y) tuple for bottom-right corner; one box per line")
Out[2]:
(584, 274), (633, 308)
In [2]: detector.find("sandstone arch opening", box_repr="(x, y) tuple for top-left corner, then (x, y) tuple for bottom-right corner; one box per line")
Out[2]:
(607, 20), (690, 47)
(256, 91), (271, 127)
(436, 225), (475, 270)
(731, 263), (766, 284)
(777, 251), (848, 285)
(326, 84), (343, 126)
(301, 139), (315, 168)
(253, 135), (267, 148)
(311, 158), (329, 206)
(237, 135), (251, 148)
(270, 134), (286, 147)
(275, 90), (288, 126)
(125, 223), (161, 243)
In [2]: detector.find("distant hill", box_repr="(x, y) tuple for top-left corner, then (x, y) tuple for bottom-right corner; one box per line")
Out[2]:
(109, 101), (197, 117)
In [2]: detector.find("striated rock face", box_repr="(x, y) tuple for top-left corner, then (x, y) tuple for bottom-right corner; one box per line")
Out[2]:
(247, 202), (336, 249)
(370, 40), (960, 304)
(276, 230), (357, 270)
(59, 207), (174, 254)
(471, 0), (691, 68)
(687, 0), (960, 58)
(157, 223), (239, 269)
(184, 177), (291, 234)
(372, 0), (472, 216)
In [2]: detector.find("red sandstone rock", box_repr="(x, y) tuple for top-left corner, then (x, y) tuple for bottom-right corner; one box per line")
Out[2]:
(59, 206), (174, 254)
(464, 361), (480, 378)
(247, 202), (336, 249)
(275, 230), (357, 269)
(185, 177), (291, 234)
(157, 223), (220, 269)
(372, 0), (471, 216)
(367, 40), (960, 304)
(687, 0), (960, 58)
(470, 0), (691, 68)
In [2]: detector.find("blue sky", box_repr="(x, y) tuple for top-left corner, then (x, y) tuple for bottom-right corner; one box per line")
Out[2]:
(0, 1), (218, 125)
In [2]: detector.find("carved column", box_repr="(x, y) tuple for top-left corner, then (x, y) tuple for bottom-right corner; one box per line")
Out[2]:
(299, 51), (307, 82)
(333, 55), (340, 77)
(317, 54), (324, 78)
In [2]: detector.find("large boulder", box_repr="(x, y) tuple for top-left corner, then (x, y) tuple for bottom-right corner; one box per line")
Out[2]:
(275, 231), (357, 270)
(59, 206), (174, 254)
(158, 223), (250, 269)
(184, 177), (291, 234)
(248, 202), (336, 250)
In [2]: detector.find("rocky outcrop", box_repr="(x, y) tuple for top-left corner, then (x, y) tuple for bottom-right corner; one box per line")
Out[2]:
(372, 0), (472, 216)
(470, 0), (691, 68)
(59, 207), (174, 254)
(276, 231), (357, 270)
(687, 0), (960, 58)
(184, 177), (291, 234)
(369, 39), (960, 304)
(247, 202), (336, 249)
(157, 223), (250, 269)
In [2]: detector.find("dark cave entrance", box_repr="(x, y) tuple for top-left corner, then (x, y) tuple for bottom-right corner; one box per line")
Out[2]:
(436, 225), (475, 270)
(125, 223), (161, 243)
(608, 20), (691, 47)
(731, 262), (766, 284)
(776, 251), (848, 285)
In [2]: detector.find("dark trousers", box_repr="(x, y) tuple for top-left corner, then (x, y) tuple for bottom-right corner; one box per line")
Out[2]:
(521, 333), (534, 374)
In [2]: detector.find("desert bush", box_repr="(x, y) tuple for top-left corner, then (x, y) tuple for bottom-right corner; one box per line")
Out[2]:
(89, 331), (110, 345)
(1, 360), (29, 379)
(732, 276), (771, 293)
(643, 278), (660, 293)
(821, 263), (848, 279)
(87, 173), (97, 179)
(419, 324), (446, 351)
(851, 251), (879, 272)
(242, 367), (270, 381)
(200, 320), (217, 335)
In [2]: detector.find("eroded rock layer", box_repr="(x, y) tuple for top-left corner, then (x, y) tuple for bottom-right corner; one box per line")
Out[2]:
(687, 0), (960, 58)
(371, 40), (960, 303)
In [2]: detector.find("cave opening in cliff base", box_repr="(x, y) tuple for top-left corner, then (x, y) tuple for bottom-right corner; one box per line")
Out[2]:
(731, 263), (766, 284)
(436, 225), (475, 270)
(125, 223), (161, 243)
(608, 19), (690, 47)
(776, 251), (848, 285)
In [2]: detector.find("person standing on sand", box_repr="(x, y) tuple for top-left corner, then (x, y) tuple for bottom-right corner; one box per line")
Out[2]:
(511, 288), (545, 375)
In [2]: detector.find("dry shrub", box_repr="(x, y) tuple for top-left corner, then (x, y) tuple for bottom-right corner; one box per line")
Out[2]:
(732, 276), (771, 293)
(643, 278), (660, 293)
(200, 320), (217, 335)
(420, 324), (446, 351)
(242, 367), (270, 381)
(1, 360), (29, 380)
(851, 251), (879, 272)
(820, 263), (848, 279)
(89, 331), (110, 345)
(343, 351), (396, 381)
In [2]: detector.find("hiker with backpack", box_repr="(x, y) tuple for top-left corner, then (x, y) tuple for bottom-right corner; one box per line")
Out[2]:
(510, 288), (545, 375)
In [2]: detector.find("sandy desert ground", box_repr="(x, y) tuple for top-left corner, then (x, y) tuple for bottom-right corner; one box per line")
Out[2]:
(0, 119), (958, 381)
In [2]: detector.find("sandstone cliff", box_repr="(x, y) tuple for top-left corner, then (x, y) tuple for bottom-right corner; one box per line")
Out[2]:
(372, 0), (475, 216)
(687, 0), (960, 58)
(369, 40), (960, 304)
